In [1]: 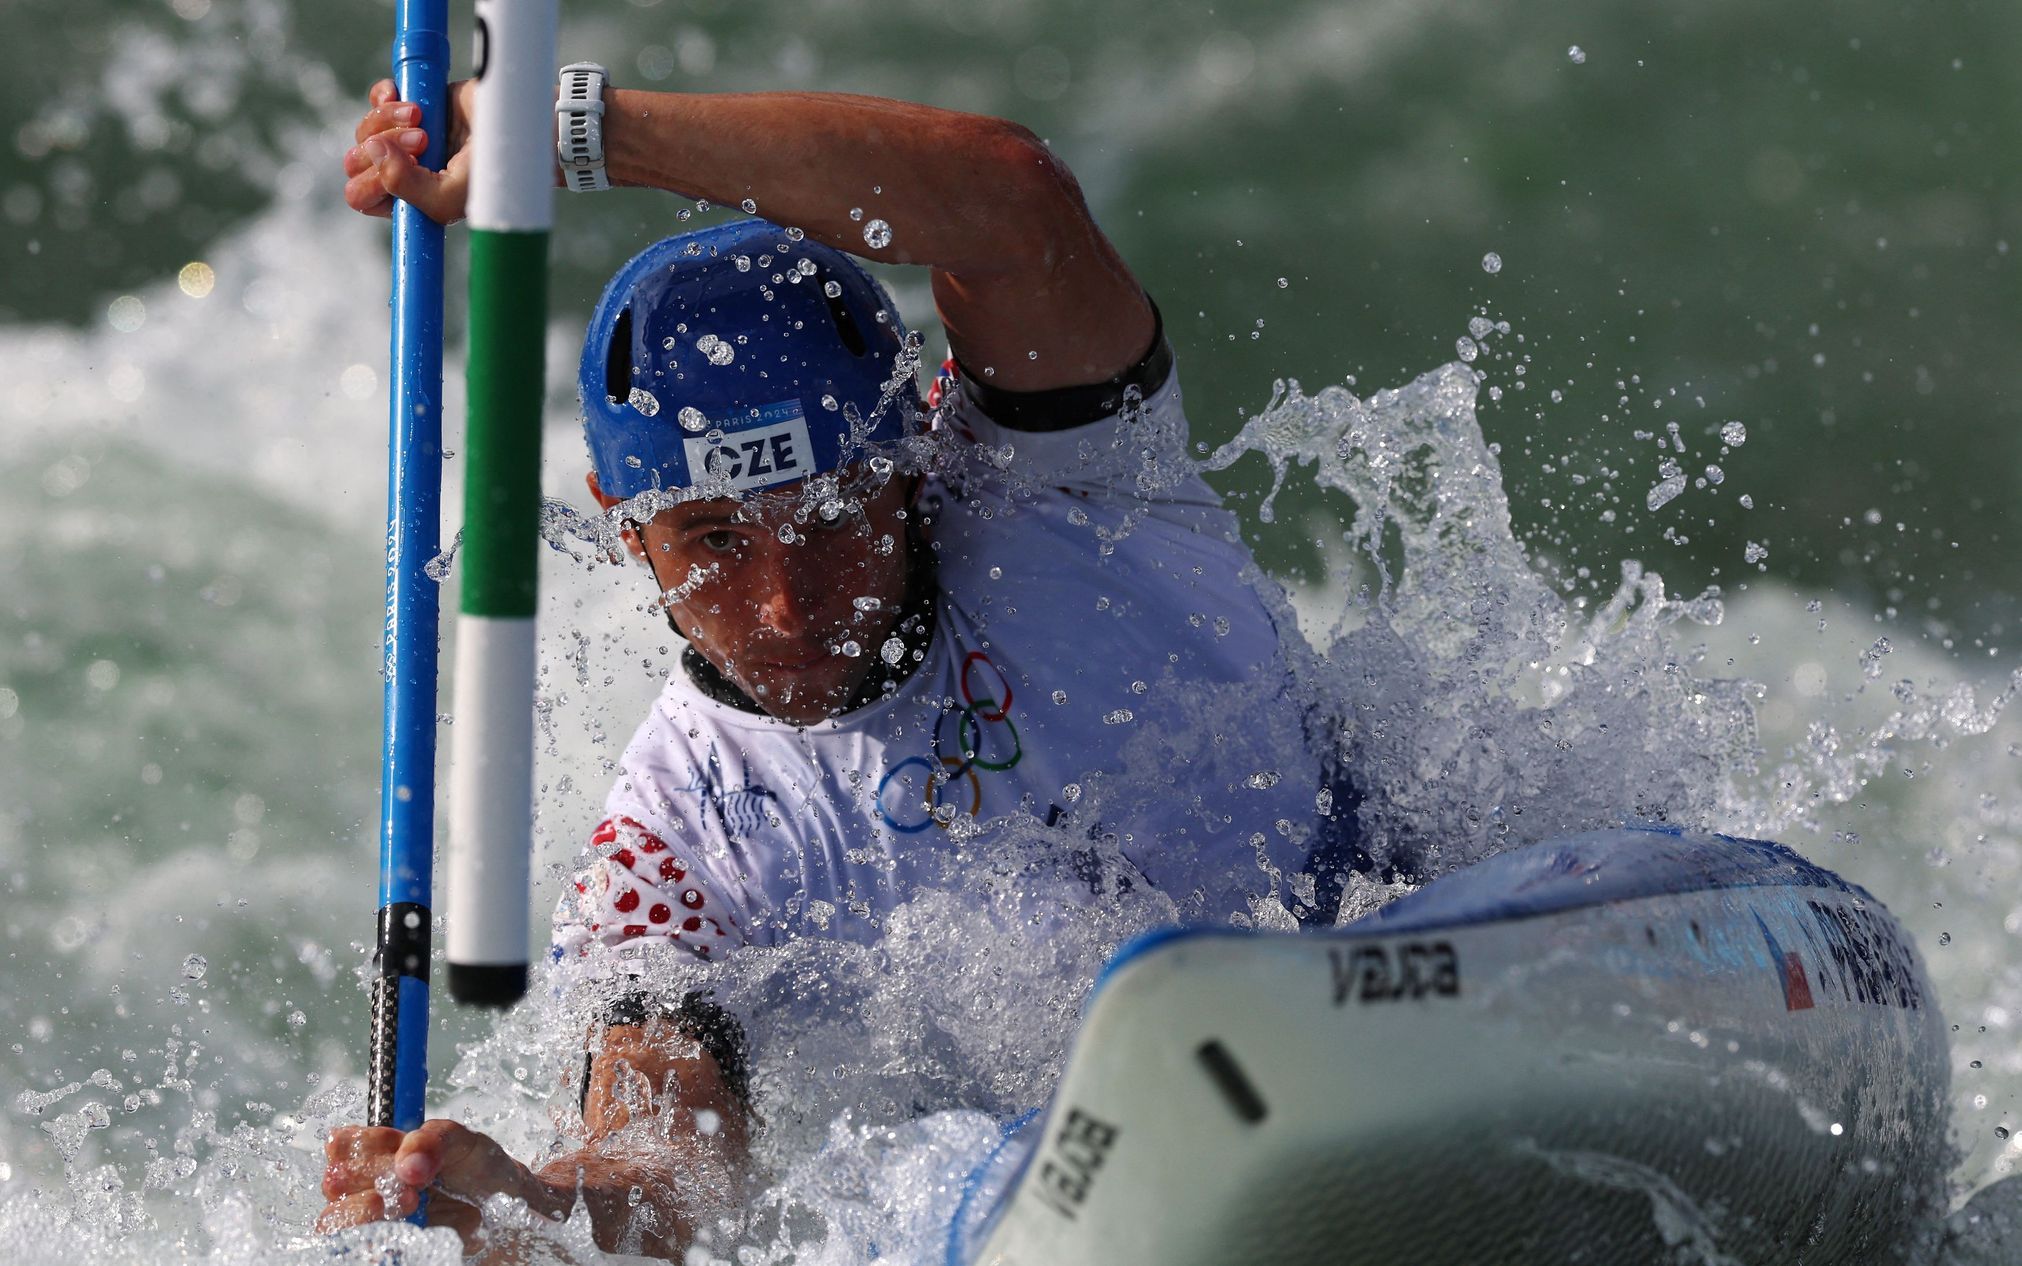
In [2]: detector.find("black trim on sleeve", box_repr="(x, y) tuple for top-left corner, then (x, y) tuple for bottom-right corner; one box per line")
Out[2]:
(950, 299), (1173, 433)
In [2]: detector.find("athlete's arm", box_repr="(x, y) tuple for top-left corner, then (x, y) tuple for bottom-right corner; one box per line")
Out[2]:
(319, 1015), (747, 1260)
(342, 79), (1155, 391)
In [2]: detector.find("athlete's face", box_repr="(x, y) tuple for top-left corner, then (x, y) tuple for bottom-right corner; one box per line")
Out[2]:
(590, 470), (914, 725)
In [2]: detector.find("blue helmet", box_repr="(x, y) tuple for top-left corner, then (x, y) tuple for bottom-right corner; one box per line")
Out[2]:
(580, 219), (917, 500)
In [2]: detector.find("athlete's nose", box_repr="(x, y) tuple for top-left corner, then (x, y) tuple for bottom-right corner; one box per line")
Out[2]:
(749, 539), (822, 639)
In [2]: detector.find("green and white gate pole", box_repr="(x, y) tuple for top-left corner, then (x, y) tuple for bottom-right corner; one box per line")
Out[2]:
(446, 0), (557, 1007)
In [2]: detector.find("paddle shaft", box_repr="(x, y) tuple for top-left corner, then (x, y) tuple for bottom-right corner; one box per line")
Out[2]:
(371, 0), (451, 1148)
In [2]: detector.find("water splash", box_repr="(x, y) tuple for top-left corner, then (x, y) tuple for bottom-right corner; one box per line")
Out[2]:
(6, 358), (2020, 1264)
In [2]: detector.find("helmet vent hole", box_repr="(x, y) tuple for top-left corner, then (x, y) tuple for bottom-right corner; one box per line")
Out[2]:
(818, 270), (869, 358)
(604, 306), (634, 402)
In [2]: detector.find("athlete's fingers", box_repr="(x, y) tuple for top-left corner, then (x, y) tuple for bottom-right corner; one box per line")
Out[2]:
(343, 127), (427, 180)
(316, 1190), (391, 1231)
(368, 78), (399, 108)
(343, 154), (396, 219)
(322, 1125), (404, 1197)
(421, 1189), (484, 1243)
(325, 1125), (404, 1167)
(393, 1119), (516, 1196)
(354, 95), (421, 144)
(367, 141), (469, 226)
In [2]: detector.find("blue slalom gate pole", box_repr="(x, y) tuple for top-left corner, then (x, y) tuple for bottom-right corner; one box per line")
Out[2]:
(371, 0), (450, 1170)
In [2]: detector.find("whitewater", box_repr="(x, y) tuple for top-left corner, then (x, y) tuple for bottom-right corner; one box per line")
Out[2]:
(4, 137), (2022, 1265)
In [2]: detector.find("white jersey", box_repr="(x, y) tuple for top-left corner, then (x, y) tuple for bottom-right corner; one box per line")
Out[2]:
(553, 357), (1324, 962)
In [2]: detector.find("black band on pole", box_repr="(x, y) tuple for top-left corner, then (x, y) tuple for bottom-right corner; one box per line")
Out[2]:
(376, 901), (433, 979)
(447, 962), (529, 1008)
(367, 902), (431, 1127)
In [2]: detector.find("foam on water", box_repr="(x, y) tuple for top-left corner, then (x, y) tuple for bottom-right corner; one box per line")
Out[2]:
(5, 172), (2022, 1266)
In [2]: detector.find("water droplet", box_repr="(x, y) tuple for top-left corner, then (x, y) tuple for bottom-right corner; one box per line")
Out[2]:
(286, 1010), (307, 1029)
(739, 198), (758, 214)
(1738, 494), (1755, 509)
(1051, 690), (1069, 705)
(1646, 473), (1687, 510)
(840, 640), (861, 658)
(1939, 932), (1953, 946)
(1704, 464), (1724, 485)
(179, 954), (207, 980)
(848, 207), (864, 221)
(1999, 1126), (2012, 1140)
(863, 219), (893, 249)
(820, 394), (840, 411)
(1567, 45), (1587, 64)
(1481, 252), (1503, 274)
(733, 255), (752, 272)
(824, 280), (843, 298)
(1102, 709), (1135, 725)
(1721, 420), (1748, 446)
(1244, 771), (1281, 790)
(628, 387), (661, 416)
(661, 335), (678, 351)
(696, 334), (734, 366)
(785, 226), (805, 242)
(1276, 277), (1289, 288)
(1744, 541), (1769, 564)
(677, 406), (708, 432)
(1456, 336), (1479, 362)
(880, 637), (905, 665)
(1468, 316), (1494, 340)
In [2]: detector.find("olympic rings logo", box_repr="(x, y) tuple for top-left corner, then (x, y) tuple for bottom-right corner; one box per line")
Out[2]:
(875, 651), (1026, 833)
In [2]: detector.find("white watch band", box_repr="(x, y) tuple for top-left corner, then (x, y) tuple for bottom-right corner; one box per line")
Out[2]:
(557, 62), (610, 192)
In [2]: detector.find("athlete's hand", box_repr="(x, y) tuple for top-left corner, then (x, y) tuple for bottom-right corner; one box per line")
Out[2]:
(317, 1118), (557, 1249)
(341, 78), (477, 224)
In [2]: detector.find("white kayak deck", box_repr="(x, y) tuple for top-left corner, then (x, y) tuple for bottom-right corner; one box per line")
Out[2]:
(952, 826), (1948, 1266)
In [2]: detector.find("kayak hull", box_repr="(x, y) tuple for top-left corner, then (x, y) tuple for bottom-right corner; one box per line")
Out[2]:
(954, 826), (1949, 1266)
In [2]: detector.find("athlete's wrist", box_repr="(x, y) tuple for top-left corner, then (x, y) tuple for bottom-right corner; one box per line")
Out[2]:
(599, 87), (661, 192)
(599, 87), (715, 200)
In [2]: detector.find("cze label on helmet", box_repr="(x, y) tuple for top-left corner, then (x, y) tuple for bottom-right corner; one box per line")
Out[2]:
(683, 401), (816, 494)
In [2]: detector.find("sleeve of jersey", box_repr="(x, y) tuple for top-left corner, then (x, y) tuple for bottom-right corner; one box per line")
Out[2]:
(928, 325), (1204, 504)
(550, 813), (748, 963)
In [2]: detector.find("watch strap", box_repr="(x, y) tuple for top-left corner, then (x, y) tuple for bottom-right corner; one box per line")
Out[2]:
(557, 61), (610, 192)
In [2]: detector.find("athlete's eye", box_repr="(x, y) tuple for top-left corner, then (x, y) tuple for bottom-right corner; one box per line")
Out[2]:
(697, 530), (743, 555)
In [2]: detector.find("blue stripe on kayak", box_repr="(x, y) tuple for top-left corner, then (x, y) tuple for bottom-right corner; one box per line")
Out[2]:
(1093, 826), (1873, 1000)
(946, 1108), (1042, 1266)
